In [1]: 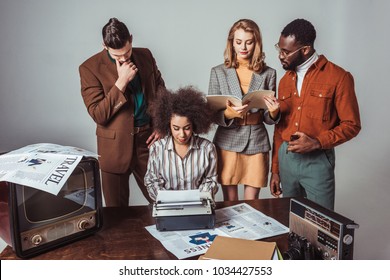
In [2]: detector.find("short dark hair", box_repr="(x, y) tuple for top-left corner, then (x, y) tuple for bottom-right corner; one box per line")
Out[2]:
(102, 18), (132, 49)
(149, 86), (213, 137)
(281, 18), (316, 46)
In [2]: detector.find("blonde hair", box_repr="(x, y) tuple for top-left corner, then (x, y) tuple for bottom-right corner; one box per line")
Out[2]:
(224, 19), (266, 73)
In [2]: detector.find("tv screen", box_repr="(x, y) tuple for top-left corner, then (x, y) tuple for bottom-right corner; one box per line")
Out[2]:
(15, 161), (98, 231)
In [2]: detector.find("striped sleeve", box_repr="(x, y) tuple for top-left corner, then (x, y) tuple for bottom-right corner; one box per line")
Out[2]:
(144, 143), (165, 201)
(197, 139), (219, 197)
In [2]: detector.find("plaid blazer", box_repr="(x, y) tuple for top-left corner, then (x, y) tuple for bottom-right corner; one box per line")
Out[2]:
(208, 64), (277, 154)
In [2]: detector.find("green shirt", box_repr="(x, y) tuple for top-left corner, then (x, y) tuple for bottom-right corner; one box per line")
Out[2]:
(129, 74), (150, 127)
(107, 51), (150, 127)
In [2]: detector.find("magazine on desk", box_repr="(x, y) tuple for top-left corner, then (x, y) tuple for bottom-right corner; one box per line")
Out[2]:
(145, 202), (289, 259)
(207, 90), (275, 111)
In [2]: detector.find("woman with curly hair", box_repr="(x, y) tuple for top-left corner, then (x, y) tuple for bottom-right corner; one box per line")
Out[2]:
(208, 19), (280, 201)
(144, 86), (219, 202)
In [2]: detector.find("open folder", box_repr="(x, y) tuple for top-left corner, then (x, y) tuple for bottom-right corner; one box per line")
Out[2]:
(207, 90), (275, 111)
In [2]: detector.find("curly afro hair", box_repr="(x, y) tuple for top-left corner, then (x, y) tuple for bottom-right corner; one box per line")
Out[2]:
(281, 18), (316, 46)
(148, 86), (213, 137)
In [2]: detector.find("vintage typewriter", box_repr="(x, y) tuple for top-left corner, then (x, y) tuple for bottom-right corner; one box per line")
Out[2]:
(152, 190), (215, 231)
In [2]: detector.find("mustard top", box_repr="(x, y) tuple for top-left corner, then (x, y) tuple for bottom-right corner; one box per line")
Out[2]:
(235, 60), (253, 94)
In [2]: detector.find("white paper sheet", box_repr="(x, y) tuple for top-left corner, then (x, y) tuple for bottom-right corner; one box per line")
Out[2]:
(156, 189), (201, 203)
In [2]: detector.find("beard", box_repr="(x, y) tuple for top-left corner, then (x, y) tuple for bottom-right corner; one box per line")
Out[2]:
(282, 52), (305, 71)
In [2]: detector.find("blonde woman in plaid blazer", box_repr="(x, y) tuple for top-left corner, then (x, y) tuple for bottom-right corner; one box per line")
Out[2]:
(208, 19), (280, 201)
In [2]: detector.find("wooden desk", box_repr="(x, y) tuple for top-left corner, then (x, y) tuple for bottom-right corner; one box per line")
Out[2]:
(0, 198), (291, 260)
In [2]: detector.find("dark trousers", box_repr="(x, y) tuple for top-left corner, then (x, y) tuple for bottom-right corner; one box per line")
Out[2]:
(101, 128), (153, 206)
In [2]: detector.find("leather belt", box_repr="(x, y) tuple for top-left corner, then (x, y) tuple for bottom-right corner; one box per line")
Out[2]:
(236, 111), (263, 125)
(131, 124), (151, 135)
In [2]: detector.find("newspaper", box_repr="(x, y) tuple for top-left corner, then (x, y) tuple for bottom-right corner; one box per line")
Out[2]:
(146, 202), (289, 259)
(146, 227), (229, 259)
(0, 143), (98, 195)
(215, 202), (289, 240)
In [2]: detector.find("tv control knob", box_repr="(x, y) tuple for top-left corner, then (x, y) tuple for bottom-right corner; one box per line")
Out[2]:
(78, 219), (90, 230)
(31, 234), (42, 245)
(343, 234), (353, 245)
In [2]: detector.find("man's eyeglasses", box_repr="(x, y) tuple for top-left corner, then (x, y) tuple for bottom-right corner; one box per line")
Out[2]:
(274, 44), (309, 58)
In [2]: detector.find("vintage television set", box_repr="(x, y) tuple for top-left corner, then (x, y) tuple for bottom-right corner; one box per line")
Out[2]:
(0, 156), (103, 258)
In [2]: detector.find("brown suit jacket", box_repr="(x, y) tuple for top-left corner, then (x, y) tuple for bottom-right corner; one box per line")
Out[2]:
(79, 48), (165, 173)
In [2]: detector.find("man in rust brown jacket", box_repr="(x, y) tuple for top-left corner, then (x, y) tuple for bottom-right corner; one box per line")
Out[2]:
(79, 18), (165, 206)
(270, 19), (361, 210)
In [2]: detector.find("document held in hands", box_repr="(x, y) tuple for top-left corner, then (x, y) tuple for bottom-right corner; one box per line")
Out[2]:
(207, 90), (275, 111)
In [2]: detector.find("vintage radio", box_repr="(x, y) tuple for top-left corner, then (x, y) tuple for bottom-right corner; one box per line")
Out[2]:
(0, 157), (103, 258)
(285, 197), (359, 260)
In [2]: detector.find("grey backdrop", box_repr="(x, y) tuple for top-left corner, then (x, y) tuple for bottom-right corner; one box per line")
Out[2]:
(0, 0), (389, 259)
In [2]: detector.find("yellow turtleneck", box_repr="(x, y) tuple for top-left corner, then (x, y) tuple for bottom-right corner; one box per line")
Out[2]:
(235, 60), (253, 94)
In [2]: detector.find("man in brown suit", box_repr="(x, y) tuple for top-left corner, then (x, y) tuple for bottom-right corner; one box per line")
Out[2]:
(79, 18), (165, 206)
